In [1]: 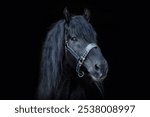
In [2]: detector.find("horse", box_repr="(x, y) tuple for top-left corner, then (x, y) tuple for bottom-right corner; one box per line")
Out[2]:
(37, 8), (108, 99)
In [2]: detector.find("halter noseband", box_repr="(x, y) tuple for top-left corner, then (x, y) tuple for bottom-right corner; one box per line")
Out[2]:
(65, 24), (97, 77)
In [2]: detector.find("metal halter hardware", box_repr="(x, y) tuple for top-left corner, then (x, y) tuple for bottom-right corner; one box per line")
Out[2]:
(65, 24), (97, 78)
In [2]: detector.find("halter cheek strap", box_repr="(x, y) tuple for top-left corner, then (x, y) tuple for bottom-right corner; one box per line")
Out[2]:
(75, 43), (97, 77)
(65, 25), (97, 77)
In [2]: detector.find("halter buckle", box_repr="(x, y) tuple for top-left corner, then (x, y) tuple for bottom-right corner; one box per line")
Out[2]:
(78, 57), (84, 65)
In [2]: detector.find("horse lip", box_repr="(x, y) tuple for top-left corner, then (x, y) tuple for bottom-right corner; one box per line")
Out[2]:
(90, 74), (107, 82)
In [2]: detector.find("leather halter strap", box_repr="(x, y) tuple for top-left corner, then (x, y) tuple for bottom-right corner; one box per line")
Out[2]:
(65, 24), (97, 77)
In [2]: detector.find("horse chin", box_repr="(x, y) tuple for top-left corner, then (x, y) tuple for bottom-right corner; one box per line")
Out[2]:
(89, 74), (107, 82)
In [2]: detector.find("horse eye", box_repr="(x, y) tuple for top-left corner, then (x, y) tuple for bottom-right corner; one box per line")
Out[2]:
(71, 37), (78, 41)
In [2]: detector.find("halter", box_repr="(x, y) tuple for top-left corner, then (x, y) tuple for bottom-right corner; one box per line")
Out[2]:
(64, 24), (97, 77)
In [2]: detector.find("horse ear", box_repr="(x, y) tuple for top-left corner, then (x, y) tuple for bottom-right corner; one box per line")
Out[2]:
(63, 8), (71, 24)
(83, 8), (90, 21)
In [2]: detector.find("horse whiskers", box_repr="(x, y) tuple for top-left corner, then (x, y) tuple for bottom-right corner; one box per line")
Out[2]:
(94, 81), (104, 99)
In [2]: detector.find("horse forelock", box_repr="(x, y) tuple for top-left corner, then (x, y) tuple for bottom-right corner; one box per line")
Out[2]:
(69, 16), (97, 43)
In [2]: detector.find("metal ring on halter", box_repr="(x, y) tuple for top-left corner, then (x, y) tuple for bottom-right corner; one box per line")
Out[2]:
(78, 71), (84, 77)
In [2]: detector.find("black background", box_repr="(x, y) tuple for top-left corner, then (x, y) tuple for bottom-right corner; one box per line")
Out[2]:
(1, 0), (149, 99)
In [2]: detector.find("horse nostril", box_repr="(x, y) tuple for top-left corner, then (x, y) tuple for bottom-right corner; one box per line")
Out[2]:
(95, 64), (100, 71)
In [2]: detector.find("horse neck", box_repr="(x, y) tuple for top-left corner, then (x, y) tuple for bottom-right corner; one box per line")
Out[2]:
(62, 59), (77, 79)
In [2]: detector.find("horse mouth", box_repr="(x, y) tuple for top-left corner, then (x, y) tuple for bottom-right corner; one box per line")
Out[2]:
(88, 73), (106, 98)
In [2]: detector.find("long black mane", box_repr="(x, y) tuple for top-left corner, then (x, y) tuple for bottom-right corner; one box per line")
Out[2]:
(37, 16), (103, 99)
(38, 20), (65, 99)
